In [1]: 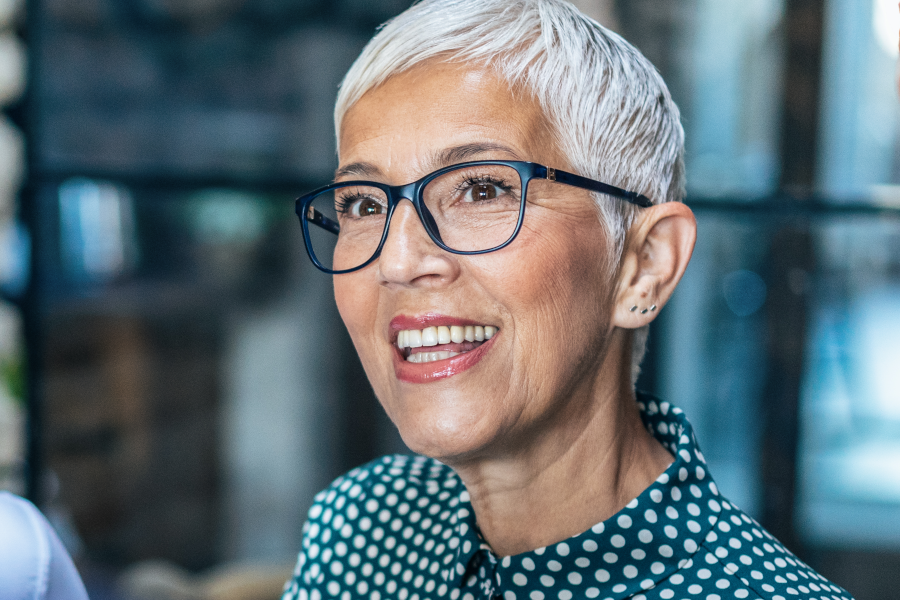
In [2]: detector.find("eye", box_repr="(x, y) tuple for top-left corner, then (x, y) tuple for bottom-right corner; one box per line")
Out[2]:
(465, 183), (500, 202)
(353, 197), (385, 217)
(337, 193), (386, 217)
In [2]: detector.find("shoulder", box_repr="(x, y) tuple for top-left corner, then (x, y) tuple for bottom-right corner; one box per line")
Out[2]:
(0, 492), (90, 600)
(310, 453), (459, 509)
(684, 497), (854, 600)
(283, 454), (464, 597)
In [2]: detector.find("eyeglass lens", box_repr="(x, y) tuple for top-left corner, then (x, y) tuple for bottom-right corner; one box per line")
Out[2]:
(306, 164), (523, 272)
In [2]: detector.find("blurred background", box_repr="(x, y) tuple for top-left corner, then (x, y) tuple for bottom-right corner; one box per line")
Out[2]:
(0, 0), (897, 598)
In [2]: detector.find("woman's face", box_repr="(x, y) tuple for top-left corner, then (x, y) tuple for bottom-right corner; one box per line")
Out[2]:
(335, 63), (623, 463)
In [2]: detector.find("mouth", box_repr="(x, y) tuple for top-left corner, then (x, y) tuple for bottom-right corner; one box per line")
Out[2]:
(389, 316), (500, 383)
(396, 324), (497, 363)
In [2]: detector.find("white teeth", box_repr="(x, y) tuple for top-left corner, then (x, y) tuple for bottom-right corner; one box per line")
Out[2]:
(406, 351), (459, 363)
(408, 329), (422, 348)
(396, 323), (499, 349)
(421, 326), (438, 347)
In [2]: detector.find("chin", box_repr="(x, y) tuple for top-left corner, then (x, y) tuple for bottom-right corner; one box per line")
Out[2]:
(387, 395), (505, 463)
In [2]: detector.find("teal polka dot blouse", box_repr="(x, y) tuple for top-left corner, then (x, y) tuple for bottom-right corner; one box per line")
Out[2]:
(282, 398), (854, 600)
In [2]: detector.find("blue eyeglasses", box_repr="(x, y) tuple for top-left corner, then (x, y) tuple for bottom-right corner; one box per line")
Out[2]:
(296, 160), (652, 274)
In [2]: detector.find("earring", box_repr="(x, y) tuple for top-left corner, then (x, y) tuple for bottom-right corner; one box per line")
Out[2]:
(632, 304), (658, 314)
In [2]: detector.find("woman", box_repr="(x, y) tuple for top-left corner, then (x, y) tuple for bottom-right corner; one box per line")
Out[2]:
(283, 1), (853, 599)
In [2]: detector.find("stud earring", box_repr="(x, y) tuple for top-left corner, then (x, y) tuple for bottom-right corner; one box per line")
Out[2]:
(632, 304), (658, 315)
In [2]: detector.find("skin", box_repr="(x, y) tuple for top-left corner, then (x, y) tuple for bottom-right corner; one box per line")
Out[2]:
(334, 62), (697, 557)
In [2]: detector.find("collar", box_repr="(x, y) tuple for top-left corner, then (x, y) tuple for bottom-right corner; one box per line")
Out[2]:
(441, 395), (723, 598)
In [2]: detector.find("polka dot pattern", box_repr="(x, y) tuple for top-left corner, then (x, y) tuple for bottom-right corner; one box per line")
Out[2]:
(282, 397), (854, 600)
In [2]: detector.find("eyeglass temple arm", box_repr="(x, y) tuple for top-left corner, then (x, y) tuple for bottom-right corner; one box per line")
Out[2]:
(306, 204), (340, 234)
(541, 166), (654, 208)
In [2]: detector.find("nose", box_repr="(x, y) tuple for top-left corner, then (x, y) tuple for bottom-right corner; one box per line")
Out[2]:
(377, 199), (460, 288)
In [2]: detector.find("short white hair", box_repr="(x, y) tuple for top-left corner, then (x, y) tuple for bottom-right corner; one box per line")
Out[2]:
(334, 0), (685, 383)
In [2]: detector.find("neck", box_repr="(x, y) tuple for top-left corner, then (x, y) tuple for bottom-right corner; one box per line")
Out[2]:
(446, 332), (673, 557)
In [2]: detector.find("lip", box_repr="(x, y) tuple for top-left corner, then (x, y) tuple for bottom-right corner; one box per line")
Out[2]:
(389, 314), (499, 383)
(393, 334), (498, 383)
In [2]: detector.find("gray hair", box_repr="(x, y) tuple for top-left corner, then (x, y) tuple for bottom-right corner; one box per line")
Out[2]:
(334, 0), (685, 383)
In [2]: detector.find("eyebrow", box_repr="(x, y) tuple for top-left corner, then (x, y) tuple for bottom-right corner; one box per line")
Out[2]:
(333, 142), (523, 182)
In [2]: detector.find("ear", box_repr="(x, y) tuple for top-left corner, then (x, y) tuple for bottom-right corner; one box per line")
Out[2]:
(612, 202), (697, 329)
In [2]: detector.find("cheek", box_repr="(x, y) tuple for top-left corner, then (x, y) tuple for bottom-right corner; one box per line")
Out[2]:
(492, 220), (614, 369)
(333, 275), (378, 352)
(509, 220), (611, 317)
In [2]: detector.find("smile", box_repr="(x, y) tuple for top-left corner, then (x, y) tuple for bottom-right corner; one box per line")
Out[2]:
(389, 316), (500, 383)
(397, 325), (497, 363)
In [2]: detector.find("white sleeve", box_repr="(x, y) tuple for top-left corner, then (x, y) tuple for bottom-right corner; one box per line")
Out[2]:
(0, 491), (90, 600)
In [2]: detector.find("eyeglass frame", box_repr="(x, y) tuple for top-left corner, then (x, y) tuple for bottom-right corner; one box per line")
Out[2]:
(295, 159), (653, 275)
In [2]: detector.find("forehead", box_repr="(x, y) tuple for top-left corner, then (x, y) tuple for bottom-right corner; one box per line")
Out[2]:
(338, 62), (558, 180)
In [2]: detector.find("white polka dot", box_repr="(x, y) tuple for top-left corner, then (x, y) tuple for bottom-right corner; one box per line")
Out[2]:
(568, 572), (582, 585)
(557, 543), (570, 556)
(603, 552), (618, 564)
(583, 539), (598, 552)
(547, 560), (562, 572)
(664, 526), (678, 539)
(595, 569), (610, 583)
(688, 584), (703, 594)
(623, 565), (638, 579)
(513, 573), (528, 586)
(611, 535), (626, 548)
(645, 509), (658, 524)
(522, 558), (535, 571)
(618, 515), (633, 529)
(539, 575), (554, 587)
(638, 529), (653, 543)
(650, 489), (663, 503)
